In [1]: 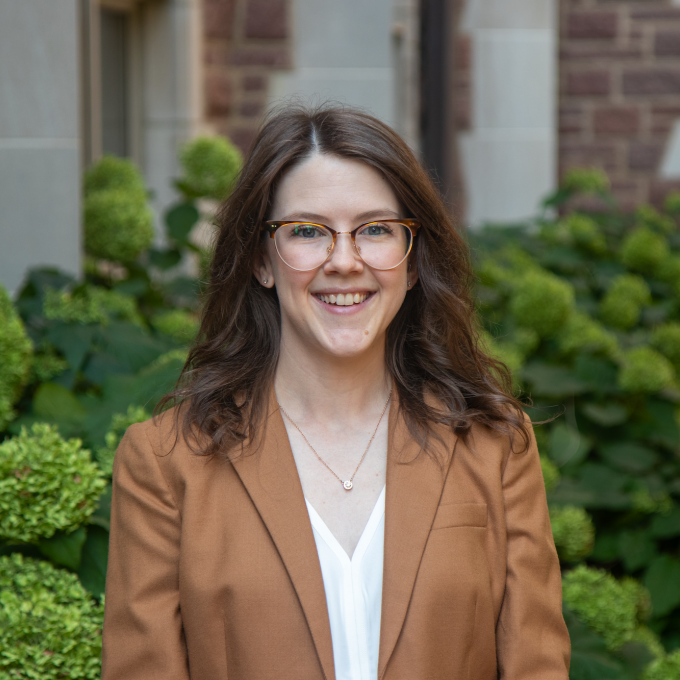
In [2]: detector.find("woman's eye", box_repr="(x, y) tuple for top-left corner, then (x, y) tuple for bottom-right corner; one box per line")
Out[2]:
(362, 223), (390, 236)
(293, 225), (320, 238)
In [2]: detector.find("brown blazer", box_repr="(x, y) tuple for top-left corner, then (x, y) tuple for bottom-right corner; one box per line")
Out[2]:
(102, 393), (570, 680)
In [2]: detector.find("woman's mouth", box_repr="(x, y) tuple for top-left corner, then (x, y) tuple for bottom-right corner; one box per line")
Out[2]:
(315, 292), (371, 306)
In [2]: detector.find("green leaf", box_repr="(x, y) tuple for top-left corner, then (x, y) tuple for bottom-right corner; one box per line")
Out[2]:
(646, 399), (680, 450)
(148, 247), (182, 271)
(644, 555), (680, 617)
(522, 362), (590, 397)
(33, 382), (86, 424)
(46, 323), (96, 372)
(650, 506), (680, 538)
(82, 352), (132, 385)
(89, 485), (112, 532)
(77, 525), (109, 597)
(166, 203), (199, 243)
(574, 356), (619, 395)
(598, 443), (659, 473)
(549, 423), (591, 467)
(581, 403), (628, 427)
(99, 322), (167, 372)
(564, 607), (626, 680)
(617, 529), (658, 572)
(38, 527), (87, 570)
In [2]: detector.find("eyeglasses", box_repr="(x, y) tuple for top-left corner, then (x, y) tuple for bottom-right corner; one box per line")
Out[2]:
(261, 219), (420, 272)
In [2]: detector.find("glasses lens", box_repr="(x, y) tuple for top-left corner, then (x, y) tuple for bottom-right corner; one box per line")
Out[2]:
(274, 223), (333, 271)
(355, 222), (412, 270)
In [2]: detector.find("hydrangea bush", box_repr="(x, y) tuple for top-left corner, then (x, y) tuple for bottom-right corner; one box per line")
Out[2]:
(0, 554), (104, 679)
(475, 169), (680, 667)
(0, 424), (106, 543)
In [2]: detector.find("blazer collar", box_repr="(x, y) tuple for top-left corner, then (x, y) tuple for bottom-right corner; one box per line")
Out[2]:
(230, 390), (336, 680)
(230, 388), (457, 680)
(378, 396), (457, 678)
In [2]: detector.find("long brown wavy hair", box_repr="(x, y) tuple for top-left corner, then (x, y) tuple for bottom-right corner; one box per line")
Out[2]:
(159, 103), (528, 458)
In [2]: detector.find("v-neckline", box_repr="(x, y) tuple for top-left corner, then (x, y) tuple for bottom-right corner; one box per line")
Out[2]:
(305, 486), (386, 562)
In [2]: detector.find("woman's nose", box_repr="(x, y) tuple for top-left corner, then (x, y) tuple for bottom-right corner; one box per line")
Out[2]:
(325, 233), (363, 273)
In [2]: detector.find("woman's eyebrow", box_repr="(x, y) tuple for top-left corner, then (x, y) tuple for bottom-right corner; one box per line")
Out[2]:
(278, 209), (400, 222)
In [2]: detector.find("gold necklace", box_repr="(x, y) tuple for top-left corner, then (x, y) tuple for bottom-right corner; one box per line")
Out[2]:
(278, 389), (392, 491)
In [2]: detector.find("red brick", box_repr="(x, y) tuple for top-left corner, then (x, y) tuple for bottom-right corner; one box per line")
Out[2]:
(229, 128), (258, 155)
(593, 106), (640, 136)
(610, 179), (644, 212)
(456, 35), (471, 70)
(560, 141), (618, 172)
(204, 0), (235, 40)
(206, 74), (231, 116)
(455, 95), (471, 130)
(630, 8), (680, 20)
(230, 47), (290, 67)
(245, 0), (287, 39)
(655, 32), (680, 58)
(623, 69), (680, 96)
(239, 100), (264, 117)
(628, 142), (664, 172)
(565, 70), (610, 96)
(567, 11), (618, 40)
(650, 180), (680, 207)
(243, 75), (266, 92)
(204, 45), (228, 66)
(559, 44), (642, 61)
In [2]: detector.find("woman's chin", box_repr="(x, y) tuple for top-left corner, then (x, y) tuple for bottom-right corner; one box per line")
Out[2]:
(316, 329), (379, 359)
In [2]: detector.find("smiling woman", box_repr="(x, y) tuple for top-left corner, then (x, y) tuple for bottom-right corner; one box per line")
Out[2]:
(102, 105), (571, 680)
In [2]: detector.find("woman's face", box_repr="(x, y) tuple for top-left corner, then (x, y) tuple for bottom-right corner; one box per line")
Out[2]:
(255, 153), (417, 360)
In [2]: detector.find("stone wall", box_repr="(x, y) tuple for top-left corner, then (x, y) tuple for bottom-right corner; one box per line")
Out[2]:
(203, 0), (291, 154)
(559, 0), (680, 208)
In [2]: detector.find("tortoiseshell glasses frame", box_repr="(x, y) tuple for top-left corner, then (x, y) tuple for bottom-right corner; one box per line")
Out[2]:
(260, 219), (420, 272)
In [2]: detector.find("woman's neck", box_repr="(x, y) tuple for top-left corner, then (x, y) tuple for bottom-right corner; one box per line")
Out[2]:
(274, 335), (391, 426)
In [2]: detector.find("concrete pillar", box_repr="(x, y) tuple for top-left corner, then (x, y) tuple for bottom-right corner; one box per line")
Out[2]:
(459, 0), (558, 225)
(0, 0), (81, 292)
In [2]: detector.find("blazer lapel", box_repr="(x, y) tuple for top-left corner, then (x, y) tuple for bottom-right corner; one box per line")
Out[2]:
(230, 393), (335, 680)
(378, 397), (458, 679)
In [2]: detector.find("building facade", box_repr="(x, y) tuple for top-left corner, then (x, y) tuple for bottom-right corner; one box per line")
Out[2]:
(2, 0), (680, 291)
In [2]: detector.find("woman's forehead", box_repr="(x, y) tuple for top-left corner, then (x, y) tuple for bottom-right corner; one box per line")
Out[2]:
(272, 154), (399, 219)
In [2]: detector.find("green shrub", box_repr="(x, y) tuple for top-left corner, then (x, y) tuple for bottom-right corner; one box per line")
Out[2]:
(549, 506), (595, 562)
(541, 455), (560, 492)
(558, 310), (618, 358)
(665, 192), (680, 216)
(636, 205), (676, 236)
(619, 347), (675, 393)
(0, 424), (106, 543)
(44, 285), (142, 326)
(178, 136), (242, 201)
(0, 553), (103, 679)
(84, 155), (146, 197)
(562, 565), (650, 650)
(621, 228), (670, 276)
(565, 213), (607, 254)
(84, 190), (154, 264)
(642, 650), (680, 680)
(151, 309), (199, 344)
(652, 323), (680, 371)
(509, 271), (575, 338)
(600, 274), (651, 330)
(97, 405), (150, 476)
(0, 286), (32, 431)
(561, 167), (610, 194)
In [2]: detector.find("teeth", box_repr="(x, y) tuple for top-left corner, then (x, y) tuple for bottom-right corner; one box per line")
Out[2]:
(317, 293), (369, 306)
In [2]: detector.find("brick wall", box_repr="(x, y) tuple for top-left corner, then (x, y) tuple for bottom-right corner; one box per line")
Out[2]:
(203, 0), (291, 155)
(559, 0), (680, 208)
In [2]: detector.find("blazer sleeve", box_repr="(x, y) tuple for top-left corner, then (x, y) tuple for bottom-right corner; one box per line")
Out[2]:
(496, 422), (571, 680)
(102, 421), (189, 680)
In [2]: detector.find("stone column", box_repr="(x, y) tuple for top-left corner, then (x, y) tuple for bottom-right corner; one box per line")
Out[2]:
(0, 0), (81, 292)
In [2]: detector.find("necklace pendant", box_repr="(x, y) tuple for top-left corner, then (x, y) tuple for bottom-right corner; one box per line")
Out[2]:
(343, 480), (353, 491)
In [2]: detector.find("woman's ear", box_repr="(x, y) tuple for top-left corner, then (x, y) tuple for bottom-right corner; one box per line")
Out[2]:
(253, 245), (275, 288)
(407, 258), (419, 290)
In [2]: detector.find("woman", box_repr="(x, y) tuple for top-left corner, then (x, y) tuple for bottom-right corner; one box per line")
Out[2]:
(102, 105), (570, 680)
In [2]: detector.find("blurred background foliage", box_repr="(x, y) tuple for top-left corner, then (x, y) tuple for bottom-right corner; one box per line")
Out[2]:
(1, 145), (680, 677)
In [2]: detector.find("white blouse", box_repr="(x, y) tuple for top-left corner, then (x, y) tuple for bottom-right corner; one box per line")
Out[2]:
(305, 487), (386, 680)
